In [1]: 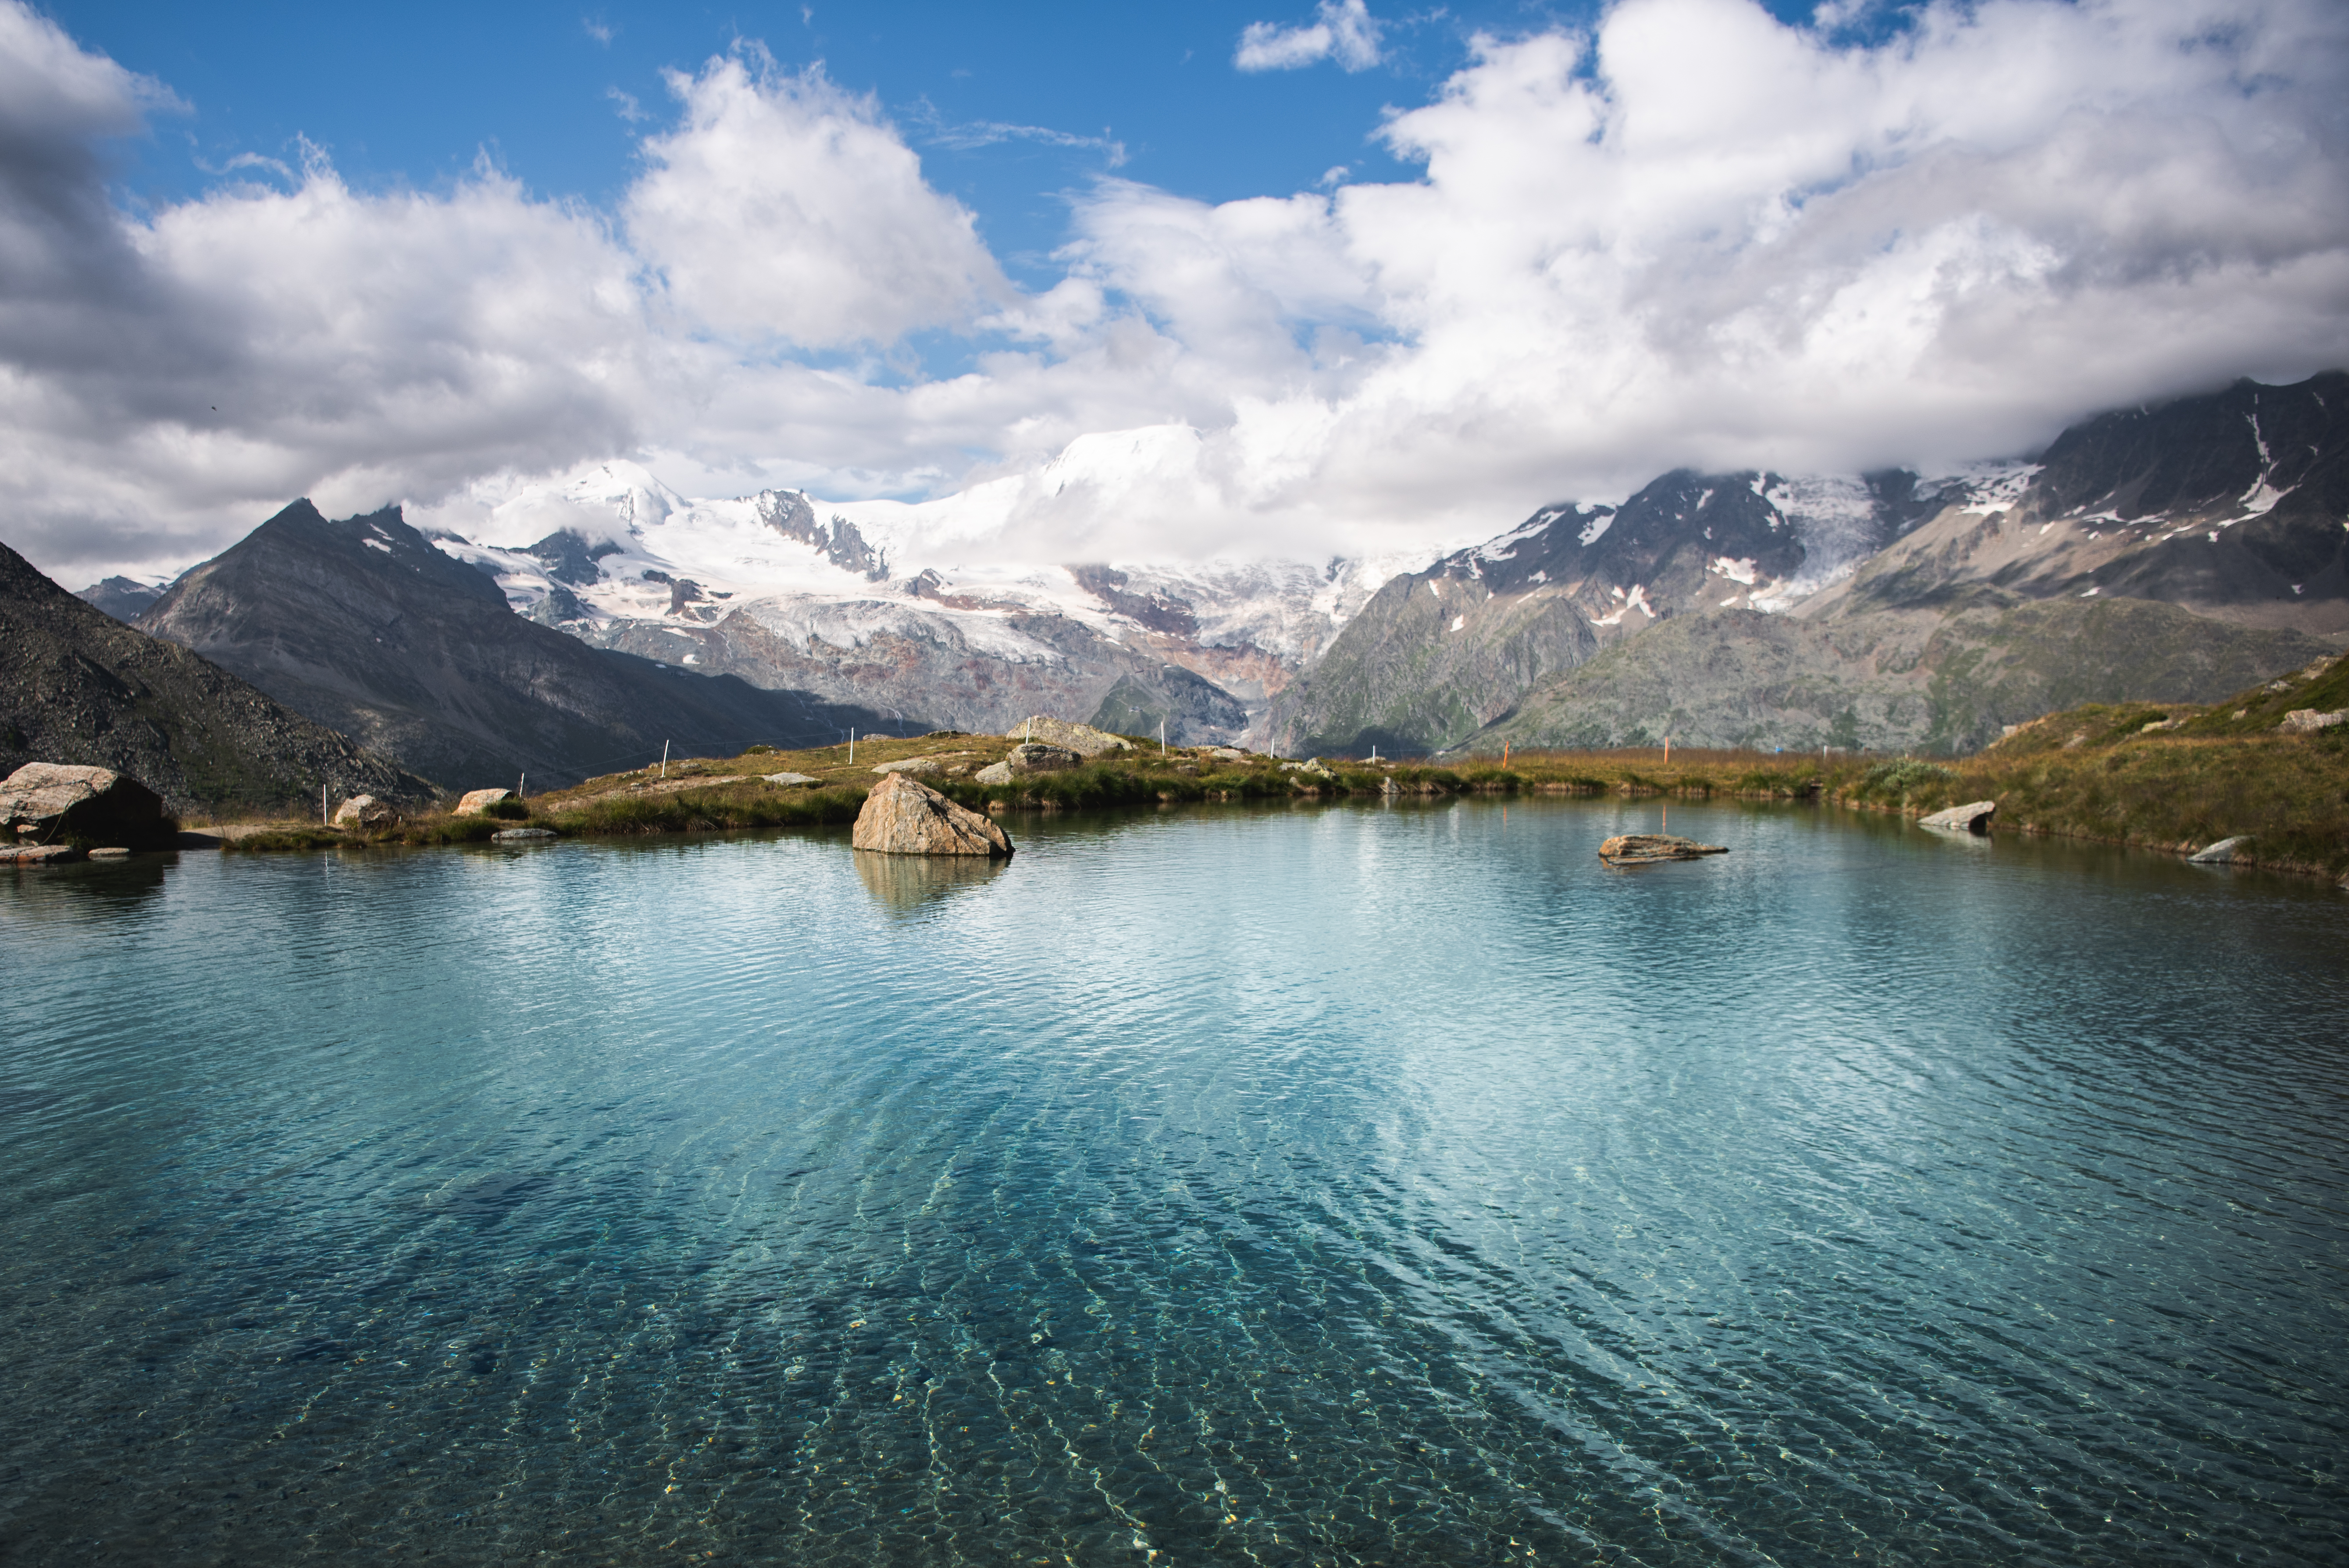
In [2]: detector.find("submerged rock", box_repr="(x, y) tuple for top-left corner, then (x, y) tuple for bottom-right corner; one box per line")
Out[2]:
(1002, 717), (1132, 757)
(852, 773), (1012, 857)
(1598, 833), (1729, 865)
(1919, 800), (1997, 834)
(492, 827), (557, 842)
(333, 794), (396, 827)
(453, 788), (513, 816)
(0, 763), (170, 849)
(2189, 835), (2252, 864)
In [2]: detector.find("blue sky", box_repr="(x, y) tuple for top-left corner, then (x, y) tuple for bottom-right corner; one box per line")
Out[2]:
(55, 0), (1855, 289)
(5, 0), (2344, 579)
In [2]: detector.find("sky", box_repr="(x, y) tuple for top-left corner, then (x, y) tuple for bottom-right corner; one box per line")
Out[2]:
(5, 0), (2347, 584)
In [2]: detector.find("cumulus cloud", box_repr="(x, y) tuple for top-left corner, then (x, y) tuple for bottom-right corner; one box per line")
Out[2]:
(2, 0), (2347, 583)
(623, 50), (1009, 347)
(1235, 1), (1385, 74)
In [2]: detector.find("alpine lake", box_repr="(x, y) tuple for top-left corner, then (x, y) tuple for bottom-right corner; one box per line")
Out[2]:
(2, 795), (2343, 1567)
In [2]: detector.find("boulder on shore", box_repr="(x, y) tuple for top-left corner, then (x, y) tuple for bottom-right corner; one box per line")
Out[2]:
(334, 794), (396, 827)
(2189, 835), (2251, 864)
(1598, 833), (1729, 865)
(0, 763), (171, 849)
(1919, 800), (1997, 834)
(454, 788), (513, 816)
(1002, 717), (1132, 757)
(972, 760), (1014, 786)
(852, 773), (1013, 857)
(0, 842), (86, 864)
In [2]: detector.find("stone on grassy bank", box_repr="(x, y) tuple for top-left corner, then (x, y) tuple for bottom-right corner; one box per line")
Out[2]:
(2189, 836), (2252, 864)
(1003, 717), (1131, 757)
(2279, 709), (2346, 733)
(1920, 800), (1997, 834)
(454, 788), (513, 816)
(1, 763), (171, 849)
(334, 794), (396, 827)
(763, 772), (819, 786)
(852, 773), (1013, 857)
(872, 757), (944, 777)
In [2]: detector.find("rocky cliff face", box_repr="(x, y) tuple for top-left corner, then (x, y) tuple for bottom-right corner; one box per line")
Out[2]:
(1, 538), (435, 815)
(136, 501), (902, 789)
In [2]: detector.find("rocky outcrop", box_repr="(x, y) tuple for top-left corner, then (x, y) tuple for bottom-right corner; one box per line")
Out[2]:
(1598, 834), (1729, 864)
(2189, 835), (2252, 863)
(1919, 800), (1998, 834)
(333, 794), (396, 827)
(850, 773), (1012, 857)
(1003, 717), (1133, 756)
(2279, 708), (2346, 733)
(454, 788), (513, 816)
(2, 763), (172, 849)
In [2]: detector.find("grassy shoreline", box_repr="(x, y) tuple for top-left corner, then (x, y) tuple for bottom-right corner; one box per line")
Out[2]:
(205, 655), (2349, 884)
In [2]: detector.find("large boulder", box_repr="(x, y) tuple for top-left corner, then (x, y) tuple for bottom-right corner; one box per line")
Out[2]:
(1, 763), (170, 849)
(453, 788), (513, 816)
(1919, 800), (1997, 834)
(333, 794), (396, 827)
(1003, 717), (1132, 757)
(851, 773), (1013, 857)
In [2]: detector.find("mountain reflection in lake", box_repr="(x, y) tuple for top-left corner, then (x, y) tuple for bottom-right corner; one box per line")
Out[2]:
(2, 800), (2343, 1566)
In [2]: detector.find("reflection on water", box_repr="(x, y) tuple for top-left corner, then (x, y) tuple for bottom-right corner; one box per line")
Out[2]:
(852, 846), (1008, 912)
(1, 802), (2345, 1567)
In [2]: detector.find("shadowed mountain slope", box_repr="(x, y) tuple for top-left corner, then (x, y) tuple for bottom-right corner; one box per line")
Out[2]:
(1, 538), (435, 815)
(137, 501), (907, 789)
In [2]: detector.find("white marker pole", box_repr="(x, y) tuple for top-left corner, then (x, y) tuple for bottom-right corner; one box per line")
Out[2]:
(1159, 717), (1166, 756)
(322, 782), (328, 824)
(850, 728), (855, 764)
(661, 740), (669, 779)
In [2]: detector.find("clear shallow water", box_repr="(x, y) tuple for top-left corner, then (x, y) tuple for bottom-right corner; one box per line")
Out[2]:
(1, 800), (2344, 1567)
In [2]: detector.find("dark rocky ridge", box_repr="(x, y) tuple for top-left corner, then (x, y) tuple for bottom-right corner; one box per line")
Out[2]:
(137, 501), (906, 789)
(2, 538), (435, 815)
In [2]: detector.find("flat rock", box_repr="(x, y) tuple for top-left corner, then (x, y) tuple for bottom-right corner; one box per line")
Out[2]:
(1003, 717), (1132, 757)
(2189, 835), (2251, 864)
(0, 842), (85, 864)
(333, 793), (396, 827)
(1006, 743), (1081, 777)
(852, 773), (1012, 857)
(87, 846), (131, 859)
(2279, 708), (2347, 733)
(1, 763), (169, 849)
(1919, 800), (1997, 834)
(1208, 746), (1248, 762)
(492, 827), (557, 842)
(1599, 833), (1729, 865)
(763, 772), (820, 786)
(872, 757), (944, 777)
(454, 788), (513, 816)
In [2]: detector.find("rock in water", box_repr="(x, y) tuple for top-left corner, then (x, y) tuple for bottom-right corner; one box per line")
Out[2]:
(852, 773), (1013, 857)
(454, 788), (513, 816)
(0, 763), (171, 849)
(1918, 800), (1997, 834)
(333, 794), (396, 827)
(1002, 717), (1133, 757)
(1005, 743), (1081, 776)
(2189, 835), (2251, 864)
(1598, 833), (1729, 865)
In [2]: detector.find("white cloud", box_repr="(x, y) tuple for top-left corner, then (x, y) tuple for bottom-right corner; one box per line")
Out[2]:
(622, 48), (1009, 348)
(2, 0), (2347, 584)
(1236, 1), (1384, 74)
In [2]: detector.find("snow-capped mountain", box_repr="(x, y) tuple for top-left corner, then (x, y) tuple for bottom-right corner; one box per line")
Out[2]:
(421, 456), (1428, 745)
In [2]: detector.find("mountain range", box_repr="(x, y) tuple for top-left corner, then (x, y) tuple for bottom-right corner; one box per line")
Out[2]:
(10, 372), (2343, 809)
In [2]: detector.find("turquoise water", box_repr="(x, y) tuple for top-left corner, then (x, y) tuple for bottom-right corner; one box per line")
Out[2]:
(1, 800), (2344, 1566)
